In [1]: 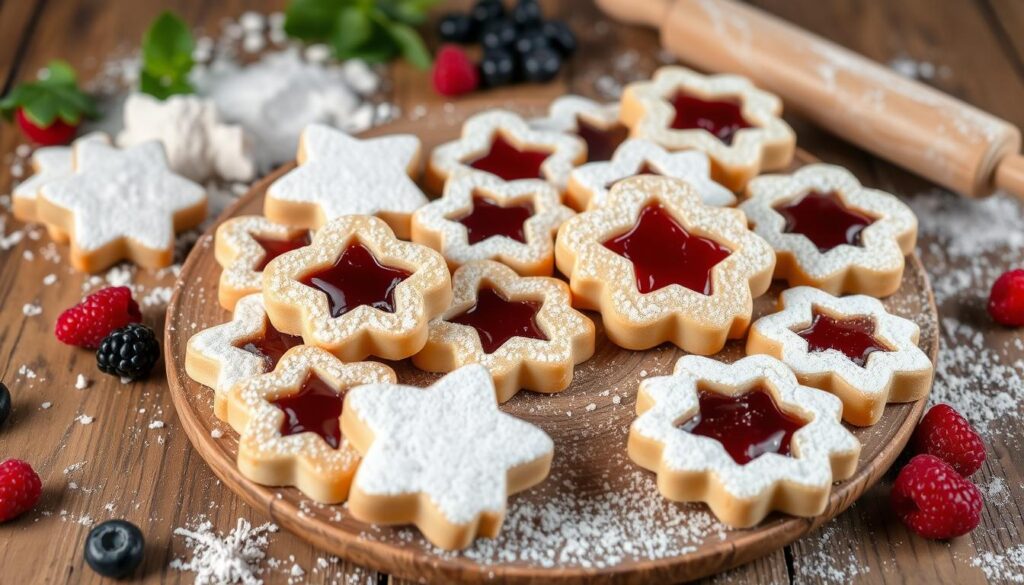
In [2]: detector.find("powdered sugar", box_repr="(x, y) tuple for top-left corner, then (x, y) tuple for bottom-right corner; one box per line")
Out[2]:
(528, 94), (621, 134)
(971, 545), (1024, 583)
(170, 518), (279, 585)
(11, 132), (110, 222)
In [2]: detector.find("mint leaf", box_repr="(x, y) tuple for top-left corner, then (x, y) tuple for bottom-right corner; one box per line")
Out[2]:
(0, 61), (96, 125)
(41, 60), (77, 86)
(330, 6), (373, 55)
(143, 12), (194, 77)
(285, 0), (344, 40)
(140, 70), (193, 101)
(383, 21), (431, 69)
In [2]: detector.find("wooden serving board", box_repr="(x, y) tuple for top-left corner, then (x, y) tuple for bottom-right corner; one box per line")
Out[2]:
(165, 104), (938, 585)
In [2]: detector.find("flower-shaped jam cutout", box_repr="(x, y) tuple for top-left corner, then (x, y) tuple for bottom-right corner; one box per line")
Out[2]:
(628, 354), (860, 528)
(262, 215), (452, 362)
(555, 175), (774, 354)
(215, 215), (312, 310)
(740, 164), (918, 297)
(747, 286), (933, 426)
(529, 95), (627, 163)
(412, 260), (595, 403)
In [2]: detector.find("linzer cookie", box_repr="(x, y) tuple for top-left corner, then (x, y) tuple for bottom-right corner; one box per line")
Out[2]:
(628, 354), (860, 528)
(412, 260), (595, 403)
(620, 66), (795, 191)
(215, 215), (312, 310)
(410, 171), (574, 276)
(12, 132), (109, 225)
(341, 365), (554, 550)
(426, 109), (586, 193)
(529, 95), (626, 162)
(37, 140), (207, 272)
(747, 286), (933, 426)
(555, 175), (774, 354)
(264, 124), (427, 239)
(740, 164), (917, 297)
(261, 215), (452, 362)
(225, 345), (396, 503)
(566, 138), (735, 211)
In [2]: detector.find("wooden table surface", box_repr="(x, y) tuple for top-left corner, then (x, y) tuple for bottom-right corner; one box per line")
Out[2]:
(1, 1), (1022, 584)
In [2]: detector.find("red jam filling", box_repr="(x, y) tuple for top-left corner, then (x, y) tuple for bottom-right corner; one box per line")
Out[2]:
(670, 92), (753, 145)
(270, 373), (344, 449)
(774, 191), (875, 252)
(603, 203), (731, 295)
(300, 242), (411, 318)
(795, 309), (890, 367)
(254, 232), (312, 271)
(449, 287), (547, 354)
(575, 116), (629, 162)
(452, 193), (534, 245)
(680, 386), (806, 465)
(234, 322), (304, 371)
(467, 133), (552, 181)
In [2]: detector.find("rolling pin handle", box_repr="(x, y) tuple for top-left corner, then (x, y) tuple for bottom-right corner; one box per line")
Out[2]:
(995, 154), (1024, 202)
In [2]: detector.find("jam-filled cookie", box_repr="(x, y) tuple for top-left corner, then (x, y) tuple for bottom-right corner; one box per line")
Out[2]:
(215, 215), (312, 310)
(529, 95), (627, 163)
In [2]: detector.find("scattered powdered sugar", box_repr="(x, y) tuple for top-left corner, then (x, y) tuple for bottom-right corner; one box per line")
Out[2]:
(971, 544), (1024, 583)
(76, 414), (95, 425)
(792, 520), (869, 583)
(888, 55), (950, 81)
(171, 518), (279, 585)
(22, 302), (42, 316)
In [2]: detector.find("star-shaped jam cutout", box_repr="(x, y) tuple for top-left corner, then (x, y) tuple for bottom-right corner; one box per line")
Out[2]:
(300, 242), (411, 318)
(253, 232), (312, 271)
(670, 92), (754, 145)
(451, 193), (535, 245)
(793, 309), (891, 368)
(466, 133), (552, 181)
(449, 287), (547, 353)
(233, 321), (304, 371)
(575, 116), (629, 162)
(270, 373), (345, 449)
(603, 203), (731, 295)
(774, 190), (876, 253)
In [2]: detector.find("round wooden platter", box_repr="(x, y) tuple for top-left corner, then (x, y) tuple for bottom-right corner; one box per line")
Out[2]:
(165, 103), (939, 585)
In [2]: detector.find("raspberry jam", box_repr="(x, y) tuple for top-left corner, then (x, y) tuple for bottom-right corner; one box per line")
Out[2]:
(270, 373), (344, 449)
(603, 203), (731, 295)
(453, 193), (534, 245)
(670, 93), (753, 145)
(468, 134), (552, 181)
(450, 287), (547, 354)
(795, 309), (890, 367)
(234, 322), (304, 371)
(301, 242), (411, 318)
(254, 232), (312, 271)
(680, 386), (805, 464)
(774, 191), (875, 252)
(605, 161), (662, 190)
(575, 116), (629, 162)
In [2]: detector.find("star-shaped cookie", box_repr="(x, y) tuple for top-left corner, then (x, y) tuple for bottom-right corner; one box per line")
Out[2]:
(215, 215), (311, 310)
(12, 132), (109, 225)
(529, 95), (627, 162)
(264, 124), (427, 239)
(341, 364), (554, 550)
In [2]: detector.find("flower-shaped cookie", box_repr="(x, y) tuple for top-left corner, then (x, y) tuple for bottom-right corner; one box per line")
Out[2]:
(341, 365), (554, 550)
(264, 124), (427, 239)
(412, 260), (595, 403)
(747, 286), (933, 426)
(225, 345), (396, 503)
(427, 109), (586, 194)
(215, 215), (311, 310)
(740, 164), (918, 297)
(620, 66), (795, 191)
(555, 175), (775, 354)
(566, 138), (735, 210)
(410, 171), (574, 276)
(262, 215), (452, 361)
(628, 354), (860, 528)
(186, 294), (304, 420)
(529, 95), (627, 162)
(12, 132), (109, 224)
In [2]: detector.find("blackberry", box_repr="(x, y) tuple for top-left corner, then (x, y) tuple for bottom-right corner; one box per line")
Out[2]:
(0, 382), (9, 427)
(480, 48), (517, 87)
(542, 20), (577, 56)
(522, 46), (562, 82)
(438, 13), (476, 44)
(480, 18), (517, 51)
(84, 520), (145, 578)
(96, 324), (160, 380)
(511, 0), (543, 27)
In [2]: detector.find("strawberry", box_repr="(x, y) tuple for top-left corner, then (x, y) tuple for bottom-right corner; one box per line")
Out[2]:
(55, 287), (142, 349)
(911, 404), (986, 476)
(432, 45), (479, 97)
(891, 454), (983, 540)
(0, 459), (42, 523)
(15, 108), (77, 146)
(0, 60), (96, 146)
(988, 269), (1024, 326)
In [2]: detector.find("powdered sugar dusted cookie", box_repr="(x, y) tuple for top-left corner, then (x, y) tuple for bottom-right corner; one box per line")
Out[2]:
(12, 132), (109, 224)
(747, 286), (933, 426)
(427, 109), (586, 194)
(215, 215), (311, 310)
(226, 345), (396, 503)
(566, 138), (735, 210)
(621, 66), (795, 191)
(265, 124), (427, 239)
(529, 95), (627, 162)
(740, 164), (917, 297)
(410, 171), (574, 276)
(341, 365), (554, 550)
(412, 260), (595, 403)
(37, 140), (207, 272)
(555, 175), (775, 354)
(629, 354), (860, 528)
(262, 215), (452, 361)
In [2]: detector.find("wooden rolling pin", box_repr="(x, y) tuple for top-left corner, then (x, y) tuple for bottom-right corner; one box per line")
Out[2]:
(596, 0), (1024, 198)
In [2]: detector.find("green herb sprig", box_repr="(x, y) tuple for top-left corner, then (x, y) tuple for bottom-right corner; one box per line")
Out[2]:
(0, 60), (97, 127)
(140, 12), (195, 99)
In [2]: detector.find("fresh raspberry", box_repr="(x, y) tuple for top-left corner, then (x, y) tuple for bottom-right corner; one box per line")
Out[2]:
(432, 45), (479, 96)
(0, 459), (42, 522)
(988, 269), (1024, 326)
(911, 404), (986, 476)
(891, 454), (982, 539)
(55, 286), (142, 349)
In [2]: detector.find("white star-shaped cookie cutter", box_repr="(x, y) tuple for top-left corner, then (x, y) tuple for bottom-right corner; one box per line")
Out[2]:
(529, 94), (622, 135)
(12, 132), (109, 225)
(628, 354), (860, 528)
(412, 260), (595, 403)
(567, 138), (736, 210)
(410, 171), (574, 276)
(225, 345), (396, 503)
(621, 66), (795, 191)
(747, 286), (933, 426)
(341, 364), (554, 550)
(215, 215), (311, 310)
(265, 123), (427, 239)
(740, 164), (918, 297)
(555, 175), (775, 354)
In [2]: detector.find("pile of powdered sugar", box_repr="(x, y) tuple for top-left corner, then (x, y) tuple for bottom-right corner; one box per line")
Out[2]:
(170, 518), (279, 585)
(970, 544), (1024, 583)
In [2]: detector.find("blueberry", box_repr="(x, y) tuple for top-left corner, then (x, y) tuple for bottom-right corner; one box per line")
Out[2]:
(512, 0), (543, 27)
(438, 13), (476, 44)
(471, 0), (505, 27)
(84, 520), (145, 578)
(514, 29), (549, 55)
(522, 46), (562, 82)
(481, 18), (517, 51)
(542, 20), (577, 56)
(0, 383), (9, 427)
(480, 49), (517, 87)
